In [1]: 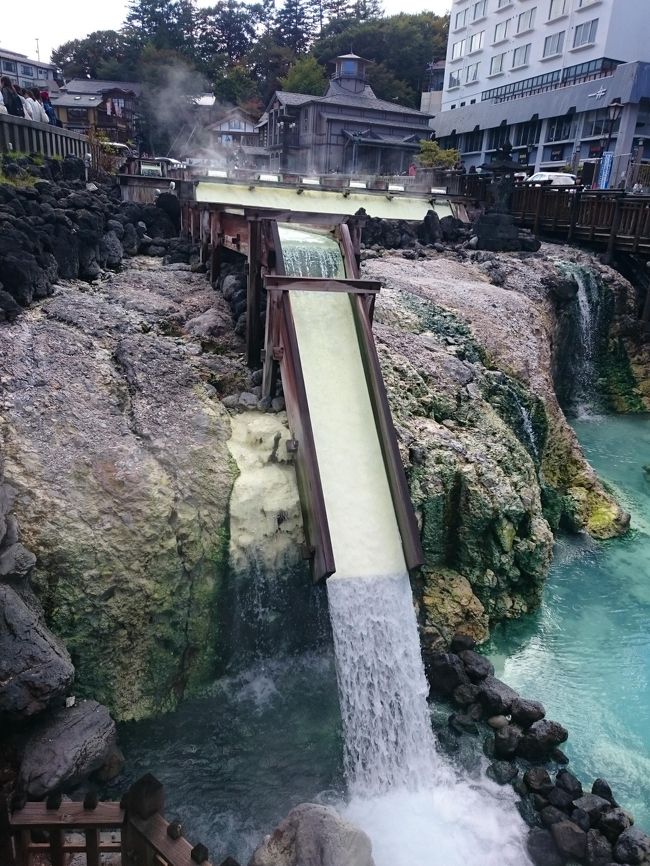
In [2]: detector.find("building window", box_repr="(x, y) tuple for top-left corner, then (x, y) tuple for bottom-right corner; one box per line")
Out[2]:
(452, 39), (466, 60)
(469, 31), (485, 52)
(497, 0), (512, 7)
(548, 0), (567, 19)
(488, 125), (510, 150)
(465, 62), (480, 83)
(494, 20), (509, 42)
(455, 8), (468, 28)
(20, 64), (33, 76)
(577, 0), (597, 6)
(472, 0), (487, 21)
(573, 18), (598, 48)
(463, 128), (483, 152)
(340, 59), (359, 75)
(449, 70), (462, 88)
(490, 52), (506, 74)
(515, 120), (541, 146)
(546, 114), (576, 142)
(67, 108), (89, 122)
(517, 7), (536, 34)
(2, 60), (17, 73)
(583, 107), (620, 138)
(543, 31), (565, 57)
(512, 43), (531, 67)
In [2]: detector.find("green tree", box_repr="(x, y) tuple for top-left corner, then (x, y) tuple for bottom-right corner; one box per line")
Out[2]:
(274, 0), (317, 54)
(367, 63), (415, 106)
(418, 140), (459, 168)
(322, 0), (354, 22)
(351, 0), (382, 20)
(279, 55), (327, 94)
(51, 30), (139, 80)
(213, 65), (260, 104)
(245, 33), (295, 103)
(125, 0), (180, 49)
(196, 1), (261, 63)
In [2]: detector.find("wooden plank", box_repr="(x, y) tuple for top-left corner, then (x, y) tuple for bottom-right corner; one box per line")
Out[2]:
(265, 276), (380, 295)
(247, 219), (263, 368)
(10, 801), (124, 828)
(85, 828), (101, 866)
(130, 812), (213, 866)
(350, 294), (424, 573)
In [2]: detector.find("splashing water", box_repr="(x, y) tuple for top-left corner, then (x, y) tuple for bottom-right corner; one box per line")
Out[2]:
(519, 402), (539, 457)
(278, 224), (531, 865)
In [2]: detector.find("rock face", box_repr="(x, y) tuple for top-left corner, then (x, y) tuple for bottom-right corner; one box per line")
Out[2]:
(0, 583), (74, 720)
(18, 700), (116, 797)
(0, 260), (241, 719)
(362, 249), (629, 646)
(249, 803), (375, 866)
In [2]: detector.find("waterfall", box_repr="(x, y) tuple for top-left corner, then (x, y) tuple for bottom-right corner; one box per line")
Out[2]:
(519, 403), (539, 458)
(278, 224), (531, 866)
(561, 263), (604, 415)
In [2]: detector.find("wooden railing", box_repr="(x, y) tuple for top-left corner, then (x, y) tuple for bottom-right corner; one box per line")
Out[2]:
(0, 114), (89, 159)
(511, 186), (650, 255)
(1, 774), (220, 866)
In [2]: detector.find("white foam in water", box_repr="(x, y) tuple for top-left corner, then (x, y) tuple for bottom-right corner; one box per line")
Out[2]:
(280, 224), (531, 866)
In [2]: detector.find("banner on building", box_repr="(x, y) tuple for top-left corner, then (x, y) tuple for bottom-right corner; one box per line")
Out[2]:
(597, 151), (614, 189)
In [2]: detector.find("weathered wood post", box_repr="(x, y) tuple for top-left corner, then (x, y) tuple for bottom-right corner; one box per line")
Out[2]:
(0, 796), (15, 866)
(121, 774), (165, 866)
(247, 219), (263, 369)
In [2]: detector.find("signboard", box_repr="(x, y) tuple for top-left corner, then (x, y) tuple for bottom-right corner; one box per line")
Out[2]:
(597, 151), (614, 189)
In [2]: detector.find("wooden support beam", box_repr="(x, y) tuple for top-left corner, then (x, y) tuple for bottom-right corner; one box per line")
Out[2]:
(247, 220), (263, 369)
(264, 276), (380, 295)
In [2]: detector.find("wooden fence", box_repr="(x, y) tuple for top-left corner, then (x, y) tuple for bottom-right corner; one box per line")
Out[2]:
(0, 114), (88, 160)
(510, 186), (650, 256)
(1, 774), (220, 866)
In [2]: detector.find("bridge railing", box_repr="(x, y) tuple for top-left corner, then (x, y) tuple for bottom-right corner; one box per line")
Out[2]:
(2, 774), (217, 866)
(511, 185), (650, 254)
(0, 114), (89, 160)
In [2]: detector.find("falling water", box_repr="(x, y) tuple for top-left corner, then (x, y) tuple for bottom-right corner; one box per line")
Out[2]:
(519, 403), (539, 458)
(279, 224), (531, 866)
(561, 263), (604, 415)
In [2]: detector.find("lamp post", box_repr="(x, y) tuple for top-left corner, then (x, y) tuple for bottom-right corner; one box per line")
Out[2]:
(604, 99), (623, 154)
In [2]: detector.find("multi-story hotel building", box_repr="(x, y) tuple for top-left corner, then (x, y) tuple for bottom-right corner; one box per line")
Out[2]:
(429, 0), (650, 174)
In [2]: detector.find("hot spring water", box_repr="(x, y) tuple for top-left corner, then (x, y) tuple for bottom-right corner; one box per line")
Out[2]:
(279, 225), (530, 865)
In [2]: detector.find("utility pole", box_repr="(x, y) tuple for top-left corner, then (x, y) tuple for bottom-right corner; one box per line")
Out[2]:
(35, 38), (41, 60)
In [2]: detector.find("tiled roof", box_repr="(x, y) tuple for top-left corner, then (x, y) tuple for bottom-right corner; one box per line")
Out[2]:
(50, 93), (103, 107)
(63, 79), (142, 96)
(274, 89), (431, 118)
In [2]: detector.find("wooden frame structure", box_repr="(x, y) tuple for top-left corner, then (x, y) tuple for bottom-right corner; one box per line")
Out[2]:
(182, 198), (423, 582)
(1, 775), (216, 866)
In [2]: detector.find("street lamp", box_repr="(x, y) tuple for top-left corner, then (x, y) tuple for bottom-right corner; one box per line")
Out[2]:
(604, 100), (623, 153)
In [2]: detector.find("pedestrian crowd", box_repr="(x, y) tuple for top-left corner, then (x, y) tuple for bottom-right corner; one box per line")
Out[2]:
(0, 76), (60, 125)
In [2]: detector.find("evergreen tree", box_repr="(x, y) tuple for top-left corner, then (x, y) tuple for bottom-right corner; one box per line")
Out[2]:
(125, 0), (180, 48)
(274, 0), (316, 54)
(322, 0), (354, 23)
(279, 55), (327, 94)
(351, 0), (382, 21)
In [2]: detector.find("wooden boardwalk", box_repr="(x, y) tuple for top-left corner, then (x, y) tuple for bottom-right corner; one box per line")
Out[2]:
(511, 186), (650, 256)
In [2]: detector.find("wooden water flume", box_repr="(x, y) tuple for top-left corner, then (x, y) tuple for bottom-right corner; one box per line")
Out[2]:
(184, 195), (423, 581)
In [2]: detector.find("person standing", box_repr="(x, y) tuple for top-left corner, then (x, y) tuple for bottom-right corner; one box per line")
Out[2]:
(0, 77), (25, 118)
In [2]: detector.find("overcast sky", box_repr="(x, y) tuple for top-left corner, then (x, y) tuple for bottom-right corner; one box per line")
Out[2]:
(2, 0), (450, 66)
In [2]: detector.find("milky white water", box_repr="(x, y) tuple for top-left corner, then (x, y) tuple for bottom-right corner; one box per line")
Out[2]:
(280, 225), (531, 866)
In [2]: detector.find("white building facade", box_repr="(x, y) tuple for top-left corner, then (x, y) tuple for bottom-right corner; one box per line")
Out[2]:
(0, 48), (60, 93)
(433, 0), (650, 174)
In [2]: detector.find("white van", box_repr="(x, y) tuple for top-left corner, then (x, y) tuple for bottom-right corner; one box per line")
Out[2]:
(524, 172), (578, 187)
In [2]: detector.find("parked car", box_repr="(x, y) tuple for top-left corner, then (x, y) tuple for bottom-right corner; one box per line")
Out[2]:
(522, 172), (578, 187)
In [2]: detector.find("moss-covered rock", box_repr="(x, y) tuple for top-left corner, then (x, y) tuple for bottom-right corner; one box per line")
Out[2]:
(0, 262), (242, 720)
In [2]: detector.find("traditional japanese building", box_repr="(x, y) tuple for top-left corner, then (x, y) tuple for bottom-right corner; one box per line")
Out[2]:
(258, 54), (433, 175)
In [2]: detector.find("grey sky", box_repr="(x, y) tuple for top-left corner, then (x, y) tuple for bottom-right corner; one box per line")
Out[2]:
(2, 0), (450, 66)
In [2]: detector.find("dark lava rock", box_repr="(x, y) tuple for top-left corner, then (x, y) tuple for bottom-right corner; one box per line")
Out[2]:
(0, 289), (22, 322)
(510, 697), (546, 727)
(599, 808), (633, 843)
(573, 794), (612, 826)
(494, 725), (521, 758)
(551, 821), (587, 860)
(425, 652), (469, 696)
(585, 829), (614, 866)
(0, 584), (74, 720)
(552, 747), (569, 765)
(452, 683), (481, 706)
(527, 828), (564, 866)
(486, 760), (518, 785)
(556, 768), (583, 798)
(437, 729), (460, 754)
(524, 767), (554, 796)
(572, 808), (592, 832)
(533, 794), (549, 812)
(18, 700), (116, 797)
(517, 719), (568, 760)
(547, 786), (576, 812)
(592, 778), (616, 805)
(477, 675), (519, 715)
(458, 649), (494, 682)
(448, 712), (478, 735)
(613, 827), (650, 864)
(540, 806), (568, 827)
